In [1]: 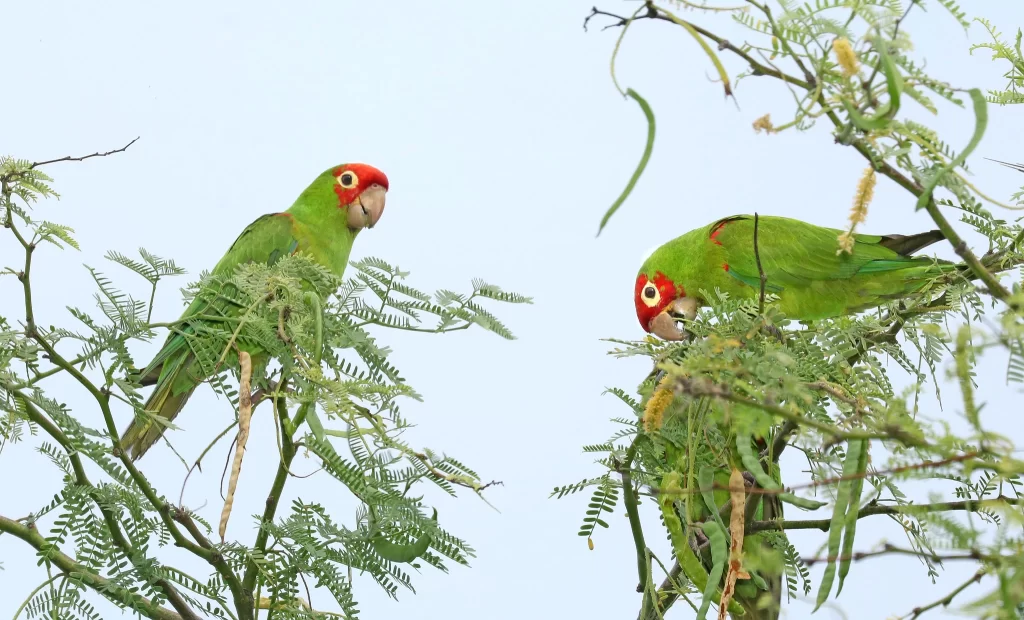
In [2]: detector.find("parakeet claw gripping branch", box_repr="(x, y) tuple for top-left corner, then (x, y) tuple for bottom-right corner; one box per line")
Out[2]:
(119, 163), (389, 460)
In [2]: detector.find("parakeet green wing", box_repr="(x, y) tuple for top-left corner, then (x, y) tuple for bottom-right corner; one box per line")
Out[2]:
(122, 213), (300, 459)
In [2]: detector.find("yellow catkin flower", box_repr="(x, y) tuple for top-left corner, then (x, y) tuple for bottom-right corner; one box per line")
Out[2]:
(752, 113), (775, 134)
(588, 537), (595, 551)
(849, 166), (876, 226)
(837, 166), (877, 255)
(833, 37), (859, 78)
(836, 232), (855, 255)
(220, 351), (253, 542)
(643, 375), (674, 433)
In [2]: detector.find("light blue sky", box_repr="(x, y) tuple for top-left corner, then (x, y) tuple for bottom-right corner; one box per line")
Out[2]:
(2, 1), (1023, 618)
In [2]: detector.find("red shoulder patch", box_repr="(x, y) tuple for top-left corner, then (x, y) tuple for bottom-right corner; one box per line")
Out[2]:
(709, 220), (730, 246)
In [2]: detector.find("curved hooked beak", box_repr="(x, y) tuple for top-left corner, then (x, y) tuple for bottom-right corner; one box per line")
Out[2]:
(647, 297), (699, 341)
(347, 183), (387, 230)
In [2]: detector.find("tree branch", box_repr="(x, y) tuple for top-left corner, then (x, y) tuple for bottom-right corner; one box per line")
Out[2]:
(749, 497), (1024, 533)
(905, 569), (986, 619)
(29, 137), (140, 169)
(674, 375), (925, 446)
(241, 388), (296, 609)
(800, 543), (999, 567)
(3, 206), (243, 619)
(588, 2), (1018, 308)
(5, 390), (200, 620)
(0, 515), (183, 620)
(585, 4), (812, 89)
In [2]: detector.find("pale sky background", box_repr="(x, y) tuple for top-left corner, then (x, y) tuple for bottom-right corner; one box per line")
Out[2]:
(2, 2), (1023, 619)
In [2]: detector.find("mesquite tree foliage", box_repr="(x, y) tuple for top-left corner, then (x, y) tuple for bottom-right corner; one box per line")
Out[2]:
(0, 155), (530, 619)
(562, 1), (1024, 618)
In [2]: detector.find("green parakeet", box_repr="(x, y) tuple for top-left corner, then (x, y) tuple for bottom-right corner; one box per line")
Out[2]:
(635, 214), (952, 340)
(119, 163), (389, 460)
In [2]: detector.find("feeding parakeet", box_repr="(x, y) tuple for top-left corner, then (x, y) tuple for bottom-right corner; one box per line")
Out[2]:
(635, 214), (952, 340)
(119, 163), (389, 460)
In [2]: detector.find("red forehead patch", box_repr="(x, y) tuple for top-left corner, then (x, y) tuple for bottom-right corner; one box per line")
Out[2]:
(332, 163), (389, 207)
(634, 271), (685, 332)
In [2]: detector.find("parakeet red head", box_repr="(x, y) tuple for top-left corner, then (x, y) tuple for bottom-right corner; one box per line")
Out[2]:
(635, 271), (679, 331)
(325, 163), (390, 230)
(634, 271), (695, 341)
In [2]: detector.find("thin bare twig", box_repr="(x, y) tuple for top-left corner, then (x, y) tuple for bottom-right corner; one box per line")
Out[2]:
(753, 212), (767, 314)
(800, 543), (997, 567)
(30, 137), (139, 169)
(749, 496), (1023, 533)
(904, 569), (986, 619)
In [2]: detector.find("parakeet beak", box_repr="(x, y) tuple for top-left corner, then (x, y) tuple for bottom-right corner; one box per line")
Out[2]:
(348, 184), (387, 230)
(649, 312), (686, 341)
(648, 297), (699, 341)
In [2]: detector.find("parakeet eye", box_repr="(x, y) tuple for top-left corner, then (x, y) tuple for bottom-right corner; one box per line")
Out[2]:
(338, 171), (358, 188)
(639, 282), (661, 308)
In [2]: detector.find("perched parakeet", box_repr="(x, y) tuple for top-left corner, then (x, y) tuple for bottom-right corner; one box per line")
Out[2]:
(635, 214), (952, 340)
(119, 163), (389, 460)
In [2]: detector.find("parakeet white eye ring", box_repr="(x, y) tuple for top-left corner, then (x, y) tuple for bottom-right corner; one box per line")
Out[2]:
(640, 283), (661, 308)
(338, 171), (358, 188)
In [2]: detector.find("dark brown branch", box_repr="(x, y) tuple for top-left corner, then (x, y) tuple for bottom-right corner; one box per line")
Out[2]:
(586, 4), (812, 88)
(987, 158), (1024, 174)
(800, 543), (997, 567)
(29, 137), (139, 169)
(906, 569), (986, 619)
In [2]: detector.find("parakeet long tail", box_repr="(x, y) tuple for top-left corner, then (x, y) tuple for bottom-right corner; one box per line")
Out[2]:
(119, 346), (199, 460)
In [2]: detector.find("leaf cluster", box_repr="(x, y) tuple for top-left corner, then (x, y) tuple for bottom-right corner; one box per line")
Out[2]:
(0, 160), (529, 619)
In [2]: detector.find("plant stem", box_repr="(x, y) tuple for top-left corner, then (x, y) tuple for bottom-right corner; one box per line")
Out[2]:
(749, 497), (1024, 533)
(0, 515), (183, 620)
(906, 569), (986, 619)
(241, 388), (297, 604)
(11, 575), (60, 620)
(617, 439), (652, 617)
(5, 209), (243, 620)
